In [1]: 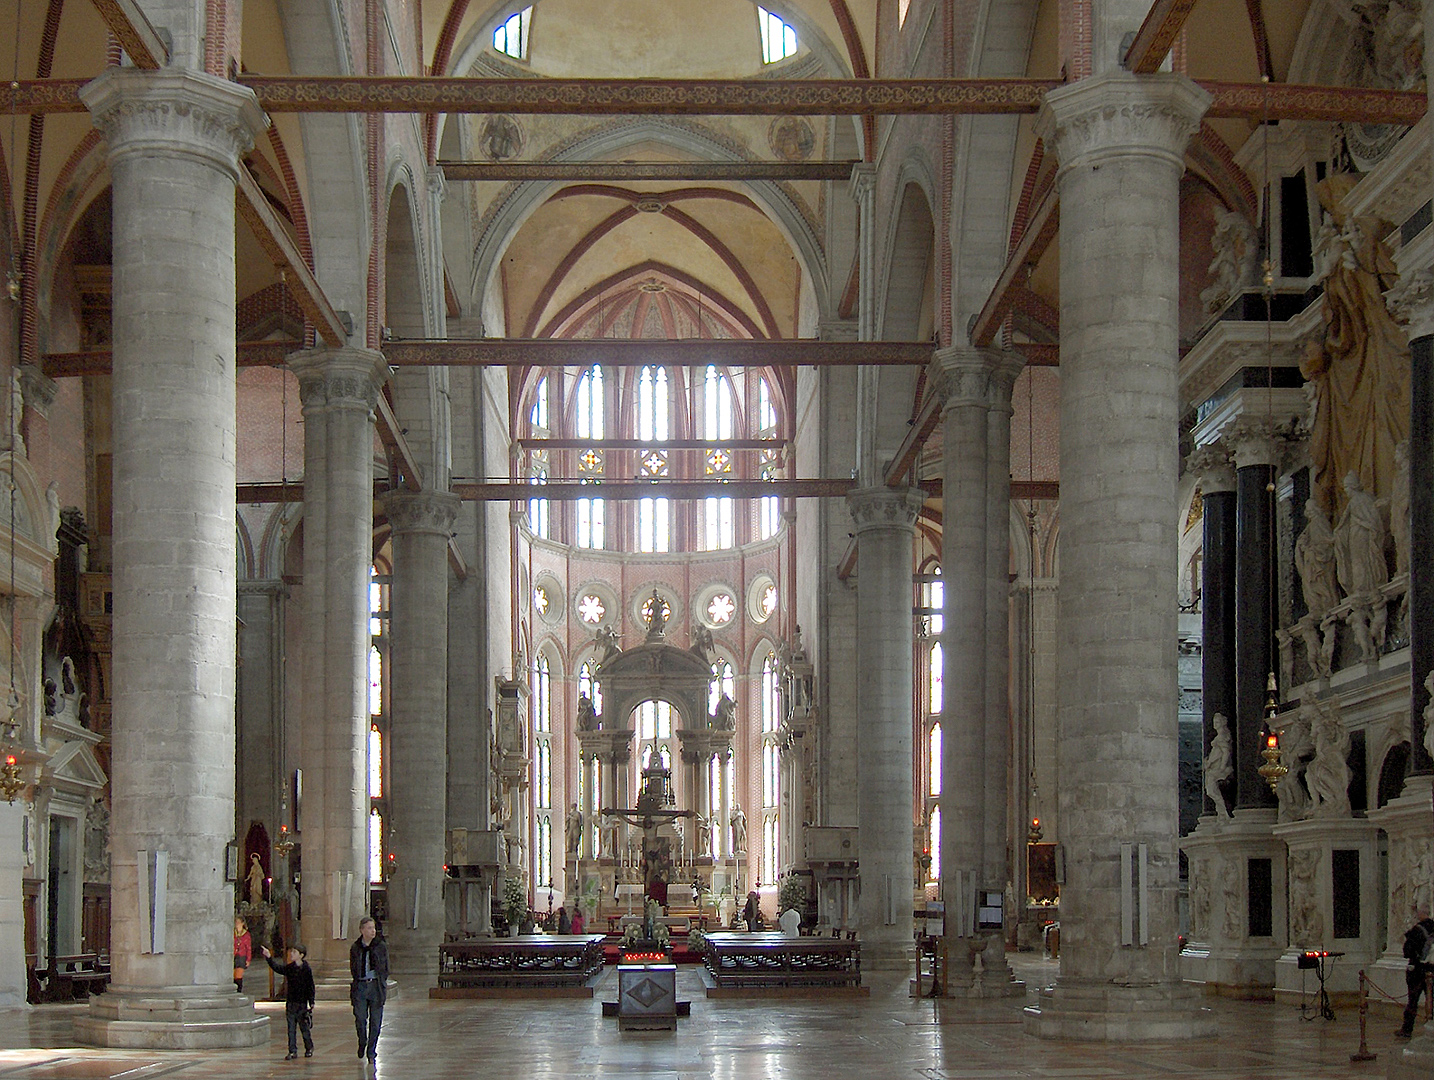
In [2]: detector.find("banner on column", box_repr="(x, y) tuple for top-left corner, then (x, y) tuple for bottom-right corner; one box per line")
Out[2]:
(136, 849), (168, 954)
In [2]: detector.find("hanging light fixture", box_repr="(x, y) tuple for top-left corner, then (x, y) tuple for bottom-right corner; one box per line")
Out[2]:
(1252, 79), (1287, 796)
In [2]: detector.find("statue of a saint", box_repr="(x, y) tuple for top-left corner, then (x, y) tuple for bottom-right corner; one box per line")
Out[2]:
(1334, 471), (1389, 596)
(690, 622), (714, 663)
(730, 806), (747, 853)
(576, 693), (598, 731)
(1299, 174), (1410, 515)
(246, 853), (266, 905)
(713, 693), (736, 731)
(566, 803), (583, 857)
(645, 590), (668, 638)
(1203, 713), (1233, 818)
(595, 625), (621, 663)
(1423, 672), (1434, 762)
(1294, 500), (1341, 616)
(1306, 701), (1352, 817)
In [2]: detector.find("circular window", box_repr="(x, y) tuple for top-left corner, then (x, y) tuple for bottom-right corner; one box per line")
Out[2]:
(534, 574), (564, 625)
(748, 574), (778, 623)
(695, 582), (739, 630)
(574, 582), (618, 628)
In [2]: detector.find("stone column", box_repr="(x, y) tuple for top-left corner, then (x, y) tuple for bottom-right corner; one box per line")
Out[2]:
(1187, 443), (1237, 816)
(932, 348), (988, 951)
(847, 485), (924, 971)
(74, 68), (267, 1050)
(288, 346), (389, 983)
(1029, 73), (1212, 1040)
(381, 490), (459, 987)
(981, 351), (1024, 983)
(1224, 417), (1281, 811)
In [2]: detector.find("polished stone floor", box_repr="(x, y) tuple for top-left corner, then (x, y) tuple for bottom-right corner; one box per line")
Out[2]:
(0, 955), (1422, 1078)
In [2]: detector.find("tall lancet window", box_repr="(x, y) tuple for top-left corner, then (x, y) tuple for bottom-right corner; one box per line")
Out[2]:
(576, 366), (605, 548)
(637, 366), (671, 552)
(702, 365), (735, 549)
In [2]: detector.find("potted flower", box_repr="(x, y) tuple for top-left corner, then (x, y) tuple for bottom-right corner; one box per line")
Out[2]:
(502, 876), (527, 936)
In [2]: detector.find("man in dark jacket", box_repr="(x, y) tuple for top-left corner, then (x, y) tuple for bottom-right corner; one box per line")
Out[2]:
(1397, 906), (1434, 1038)
(260, 943), (315, 1059)
(350, 916), (389, 1063)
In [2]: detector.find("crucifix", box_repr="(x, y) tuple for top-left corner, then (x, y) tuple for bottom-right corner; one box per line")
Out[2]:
(601, 767), (693, 904)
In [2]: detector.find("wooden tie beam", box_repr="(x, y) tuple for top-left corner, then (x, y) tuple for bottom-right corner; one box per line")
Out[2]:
(86, 0), (168, 69)
(438, 160), (860, 182)
(1124, 0), (1201, 74)
(10, 78), (1424, 127)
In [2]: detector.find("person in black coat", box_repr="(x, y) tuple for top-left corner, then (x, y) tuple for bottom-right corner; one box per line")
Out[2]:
(260, 943), (315, 1059)
(1397, 906), (1434, 1038)
(349, 916), (389, 1064)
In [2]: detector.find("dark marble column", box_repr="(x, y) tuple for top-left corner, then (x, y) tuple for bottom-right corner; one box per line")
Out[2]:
(1226, 418), (1280, 809)
(1388, 277), (1434, 777)
(1188, 444), (1236, 814)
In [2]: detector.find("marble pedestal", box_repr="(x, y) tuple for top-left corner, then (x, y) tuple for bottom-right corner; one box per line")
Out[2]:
(1179, 810), (1287, 996)
(1271, 817), (1381, 1006)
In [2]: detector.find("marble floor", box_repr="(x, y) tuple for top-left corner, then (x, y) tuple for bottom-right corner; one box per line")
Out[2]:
(0, 955), (1422, 1079)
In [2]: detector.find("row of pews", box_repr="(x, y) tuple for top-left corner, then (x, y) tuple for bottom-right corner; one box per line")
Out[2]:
(698, 932), (862, 990)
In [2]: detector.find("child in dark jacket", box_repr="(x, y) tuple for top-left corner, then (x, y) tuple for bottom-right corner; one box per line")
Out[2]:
(261, 943), (316, 1059)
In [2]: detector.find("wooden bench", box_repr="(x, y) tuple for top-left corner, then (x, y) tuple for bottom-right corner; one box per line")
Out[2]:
(700, 932), (861, 989)
(45, 953), (110, 1000)
(435, 934), (606, 993)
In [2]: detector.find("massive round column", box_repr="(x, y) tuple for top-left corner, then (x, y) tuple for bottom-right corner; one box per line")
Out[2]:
(76, 68), (268, 1048)
(289, 346), (390, 981)
(847, 485), (924, 971)
(1029, 73), (1213, 1040)
(382, 490), (459, 986)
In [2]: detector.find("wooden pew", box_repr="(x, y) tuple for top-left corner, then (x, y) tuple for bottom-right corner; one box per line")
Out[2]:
(47, 953), (110, 1000)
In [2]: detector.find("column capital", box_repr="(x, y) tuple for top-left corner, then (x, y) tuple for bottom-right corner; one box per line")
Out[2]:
(1187, 442), (1236, 493)
(929, 346), (1022, 413)
(1034, 73), (1211, 173)
(848, 162), (877, 203)
(1221, 413), (1286, 470)
(846, 485), (924, 535)
(1386, 267), (1434, 342)
(382, 490), (460, 537)
(80, 68), (267, 178)
(287, 345), (389, 411)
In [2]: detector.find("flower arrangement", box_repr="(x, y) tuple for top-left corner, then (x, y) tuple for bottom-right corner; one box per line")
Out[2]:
(502, 875), (527, 930)
(687, 927), (707, 952)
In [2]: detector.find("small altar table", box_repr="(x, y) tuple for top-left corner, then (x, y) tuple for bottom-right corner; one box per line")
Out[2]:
(700, 932), (862, 990)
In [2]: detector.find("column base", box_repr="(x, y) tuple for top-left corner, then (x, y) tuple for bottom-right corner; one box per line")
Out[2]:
(1023, 978), (1215, 1041)
(859, 938), (914, 974)
(74, 987), (270, 1049)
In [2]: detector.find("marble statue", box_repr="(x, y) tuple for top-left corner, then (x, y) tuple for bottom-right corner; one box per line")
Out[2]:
(695, 814), (711, 857)
(1334, 472), (1389, 597)
(595, 625), (620, 663)
(246, 853), (266, 904)
(1294, 500), (1341, 616)
(8, 373), (23, 457)
(690, 621), (714, 663)
(566, 803), (583, 857)
(1220, 857), (1243, 940)
(576, 693), (598, 731)
(1273, 714), (1312, 823)
(1289, 848), (1323, 946)
(731, 806), (747, 853)
(1299, 173), (1410, 514)
(1200, 208), (1258, 314)
(1390, 440), (1411, 575)
(645, 590), (668, 638)
(1306, 701), (1352, 817)
(713, 692), (736, 731)
(1203, 712), (1233, 818)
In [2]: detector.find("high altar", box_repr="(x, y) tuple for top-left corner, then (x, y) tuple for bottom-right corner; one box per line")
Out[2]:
(571, 592), (744, 920)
